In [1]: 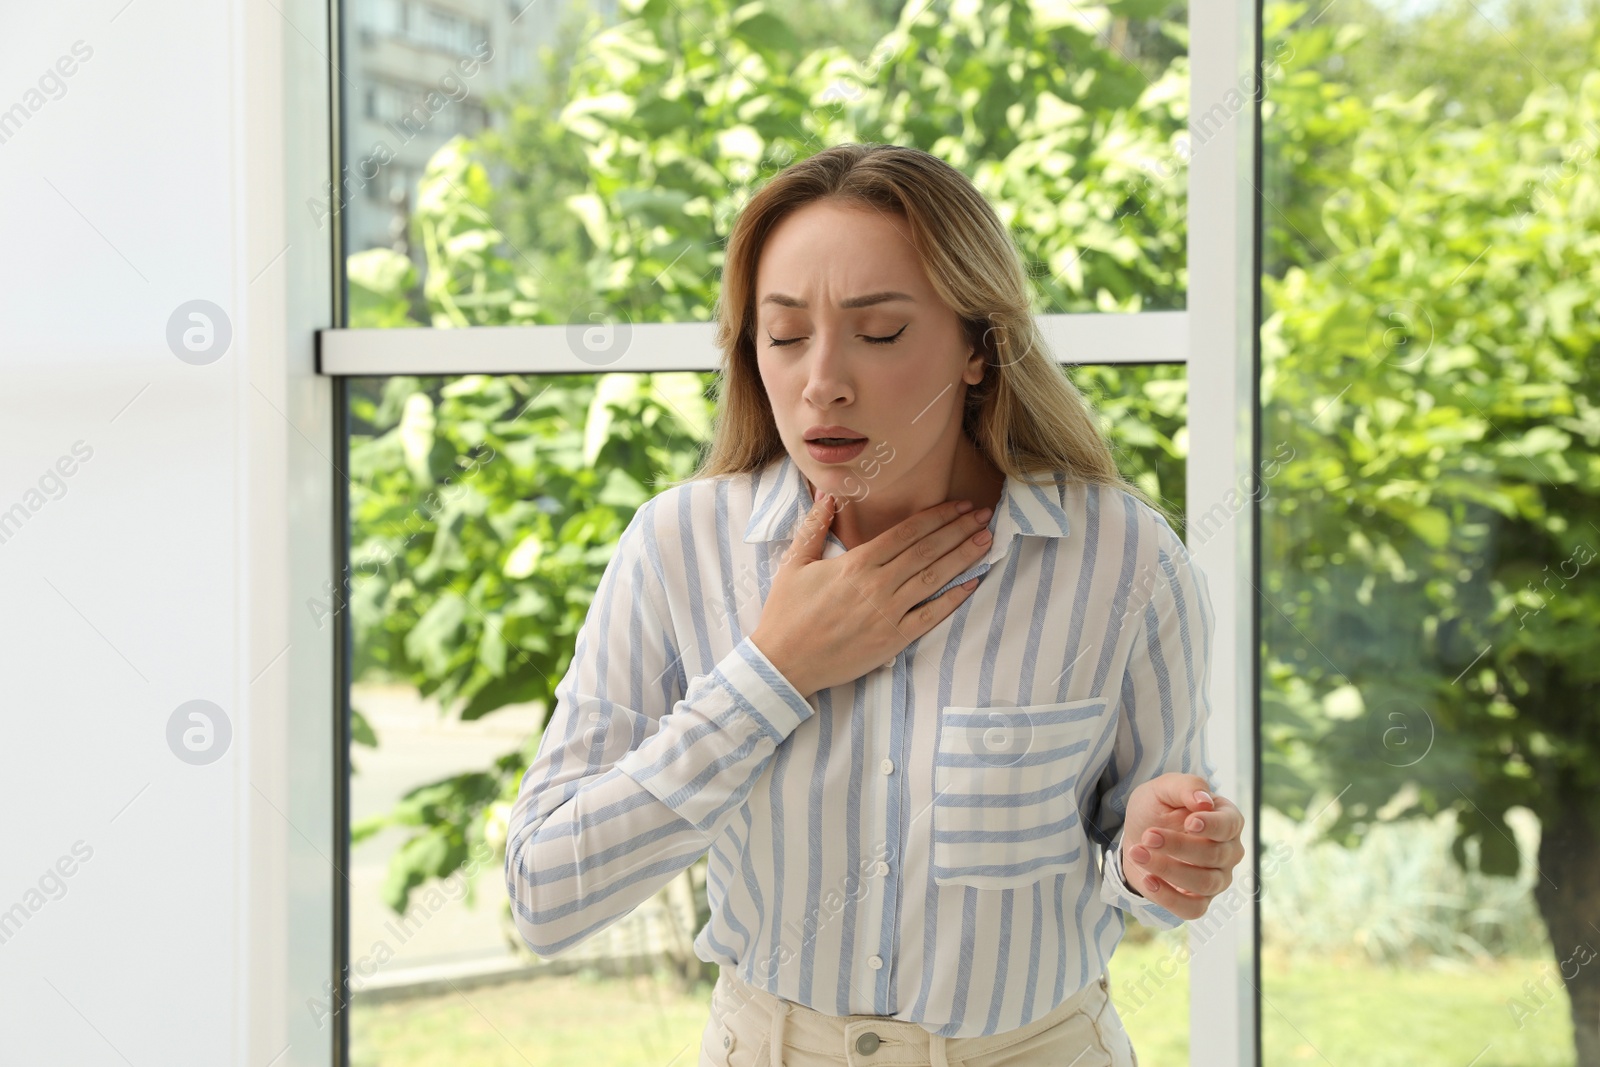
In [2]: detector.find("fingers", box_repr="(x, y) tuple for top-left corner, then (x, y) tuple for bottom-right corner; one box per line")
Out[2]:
(1130, 827), (1233, 869)
(887, 505), (993, 600)
(903, 573), (982, 641)
(1128, 833), (1234, 896)
(1184, 794), (1244, 842)
(1129, 847), (1229, 904)
(1150, 772), (1216, 813)
(1131, 873), (1211, 920)
(784, 492), (836, 565)
(858, 497), (977, 567)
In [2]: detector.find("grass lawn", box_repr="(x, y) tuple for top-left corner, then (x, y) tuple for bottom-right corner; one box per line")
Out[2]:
(351, 943), (1573, 1066)
(1111, 940), (1572, 1066)
(351, 967), (712, 1067)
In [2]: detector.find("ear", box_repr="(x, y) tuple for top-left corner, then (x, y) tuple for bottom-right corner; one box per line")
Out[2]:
(963, 347), (984, 386)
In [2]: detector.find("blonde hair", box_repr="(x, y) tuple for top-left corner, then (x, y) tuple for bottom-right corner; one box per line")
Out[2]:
(677, 141), (1171, 526)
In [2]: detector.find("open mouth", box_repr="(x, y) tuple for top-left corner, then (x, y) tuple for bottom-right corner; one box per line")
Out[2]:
(805, 436), (869, 462)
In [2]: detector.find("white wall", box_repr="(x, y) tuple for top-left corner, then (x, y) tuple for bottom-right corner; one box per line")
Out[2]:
(0, 2), (336, 1064)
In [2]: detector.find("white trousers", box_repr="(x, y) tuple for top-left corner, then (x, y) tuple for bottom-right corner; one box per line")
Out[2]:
(700, 967), (1139, 1067)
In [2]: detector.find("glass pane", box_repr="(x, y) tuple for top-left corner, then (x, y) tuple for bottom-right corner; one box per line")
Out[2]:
(337, 0), (1191, 331)
(343, 362), (1188, 1064)
(344, 371), (718, 1067)
(1076, 364), (1198, 1067)
(1259, 1), (1597, 1063)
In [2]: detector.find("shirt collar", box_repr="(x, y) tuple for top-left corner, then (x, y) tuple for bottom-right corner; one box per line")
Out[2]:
(741, 451), (1072, 553)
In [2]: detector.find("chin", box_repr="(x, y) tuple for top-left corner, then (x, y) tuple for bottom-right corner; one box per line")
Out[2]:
(797, 454), (850, 490)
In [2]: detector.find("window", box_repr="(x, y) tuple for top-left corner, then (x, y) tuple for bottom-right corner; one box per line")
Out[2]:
(365, 0), (490, 57)
(1256, 0), (1593, 1062)
(339, 0), (1193, 331)
(322, 1), (1258, 1065)
(339, 361), (1190, 1064)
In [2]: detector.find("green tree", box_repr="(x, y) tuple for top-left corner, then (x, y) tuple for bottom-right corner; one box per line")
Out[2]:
(1259, 5), (1600, 1060)
(347, 370), (718, 919)
(397, 0), (1191, 326)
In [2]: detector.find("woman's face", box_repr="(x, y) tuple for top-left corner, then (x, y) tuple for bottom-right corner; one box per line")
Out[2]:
(753, 199), (986, 505)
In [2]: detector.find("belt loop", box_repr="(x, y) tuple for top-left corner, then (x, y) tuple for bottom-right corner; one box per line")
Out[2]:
(930, 1030), (950, 1067)
(769, 995), (787, 1066)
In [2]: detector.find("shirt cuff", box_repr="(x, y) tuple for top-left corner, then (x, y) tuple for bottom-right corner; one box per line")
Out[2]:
(714, 636), (815, 743)
(1101, 827), (1186, 931)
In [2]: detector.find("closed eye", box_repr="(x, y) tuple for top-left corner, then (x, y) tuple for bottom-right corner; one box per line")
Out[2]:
(765, 324), (907, 347)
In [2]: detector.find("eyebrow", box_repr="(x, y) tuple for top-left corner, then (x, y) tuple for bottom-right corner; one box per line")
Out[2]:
(758, 291), (917, 310)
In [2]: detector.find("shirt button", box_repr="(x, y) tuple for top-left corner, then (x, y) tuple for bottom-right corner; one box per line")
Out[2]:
(879, 758), (894, 774)
(868, 954), (883, 969)
(875, 861), (889, 876)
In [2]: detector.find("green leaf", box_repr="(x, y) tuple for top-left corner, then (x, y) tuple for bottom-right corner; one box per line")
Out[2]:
(503, 533), (545, 579)
(584, 374), (642, 466)
(350, 705), (378, 748)
(460, 671), (546, 722)
(405, 593), (469, 676)
(1028, 0), (1107, 32)
(380, 831), (453, 913)
(350, 813), (387, 846)
(479, 613), (507, 677)
(632, 94), (697, 137)
(598, 467), (650, 509)
(1404, 506), (1451, 549)
(347, 248), (420, 328)
(730, 6), (799, 56)
(398, 394), (437, 486)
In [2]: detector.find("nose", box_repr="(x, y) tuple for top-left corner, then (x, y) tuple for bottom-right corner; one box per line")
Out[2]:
(799, 333), (854, 409)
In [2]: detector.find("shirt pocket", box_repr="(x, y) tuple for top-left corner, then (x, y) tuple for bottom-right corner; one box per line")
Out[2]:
(931, 696), (1110, 890)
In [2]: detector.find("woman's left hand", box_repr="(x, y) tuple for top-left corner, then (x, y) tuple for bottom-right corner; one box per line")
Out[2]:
(1118, 773), (1246, 921)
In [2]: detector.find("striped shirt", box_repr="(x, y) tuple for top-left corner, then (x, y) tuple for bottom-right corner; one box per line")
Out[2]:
(504, 450), (1216, 1038)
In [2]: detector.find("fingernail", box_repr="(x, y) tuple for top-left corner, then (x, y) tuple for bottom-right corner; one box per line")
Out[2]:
(1144, 830), (1163, 848)
(1186, 816), (1204, 833)
(1194, 790), (1212, 807)
(956, 500), (973, 513)
(1129, 845), (1150, 864)
(1145, 877), (1160, 893)
(975, 507), (993, 522)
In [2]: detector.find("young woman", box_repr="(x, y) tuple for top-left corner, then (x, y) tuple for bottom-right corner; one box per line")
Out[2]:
(504, 143), (1245, 1066)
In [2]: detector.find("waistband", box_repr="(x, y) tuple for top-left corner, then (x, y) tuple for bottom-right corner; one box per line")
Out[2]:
(712, 966), (1111, 1066)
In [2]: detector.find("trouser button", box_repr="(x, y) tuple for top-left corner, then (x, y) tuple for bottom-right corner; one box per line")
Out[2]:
(855, 1031), (880, 1054)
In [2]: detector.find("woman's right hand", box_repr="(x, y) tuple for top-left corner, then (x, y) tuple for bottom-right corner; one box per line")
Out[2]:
(748, 492), (994, 700)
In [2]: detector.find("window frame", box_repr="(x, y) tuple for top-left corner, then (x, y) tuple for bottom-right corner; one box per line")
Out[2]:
(305, 0), (1264, 1063)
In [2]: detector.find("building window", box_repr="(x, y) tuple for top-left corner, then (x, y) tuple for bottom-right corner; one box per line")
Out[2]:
(366, 0), (486, 57)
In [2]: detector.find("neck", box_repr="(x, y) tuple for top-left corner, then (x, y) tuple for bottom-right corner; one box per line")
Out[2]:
(809, 435), (1005, 551)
